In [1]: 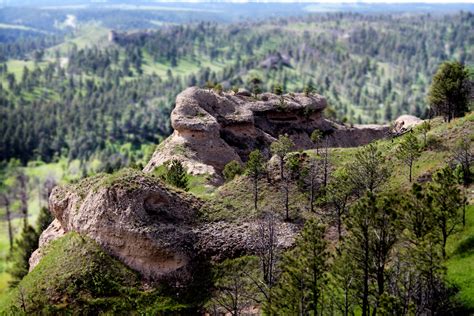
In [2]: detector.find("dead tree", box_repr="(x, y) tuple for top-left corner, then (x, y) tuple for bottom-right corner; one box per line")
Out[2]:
(0, 191), (14, 252)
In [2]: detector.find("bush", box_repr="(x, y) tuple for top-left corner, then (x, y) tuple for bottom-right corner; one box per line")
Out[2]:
(426, 134), (445, 151)
(162, 160), (189, 190)
(454, 236), (474, 256)
(223, 160), (243, 182)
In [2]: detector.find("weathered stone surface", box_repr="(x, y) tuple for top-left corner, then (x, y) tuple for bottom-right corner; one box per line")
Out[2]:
(29, 219), (65, 271)
(31, 170), (298, 281)
(393, 115), (423, 133)
(144, 87), (390, 180)
(45, 171), (201, 280)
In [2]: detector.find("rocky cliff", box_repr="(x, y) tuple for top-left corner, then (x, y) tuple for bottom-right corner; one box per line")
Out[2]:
(31, 169), (298, 282)
(144, 87), (389, 180)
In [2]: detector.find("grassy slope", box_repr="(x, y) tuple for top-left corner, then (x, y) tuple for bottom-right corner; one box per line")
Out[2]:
(0, 232), (185, 314)
(446, 204), (474, 309)
(199, 113), (474, 307)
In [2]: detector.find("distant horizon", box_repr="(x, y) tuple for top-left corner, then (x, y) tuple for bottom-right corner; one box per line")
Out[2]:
(1, 0), (474, 5)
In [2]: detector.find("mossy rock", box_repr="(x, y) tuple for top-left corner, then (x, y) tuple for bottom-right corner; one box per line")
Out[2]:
(0, 233), (187, 315)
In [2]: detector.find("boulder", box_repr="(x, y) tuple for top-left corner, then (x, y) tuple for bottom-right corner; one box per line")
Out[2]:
(393, 115), (423, 133)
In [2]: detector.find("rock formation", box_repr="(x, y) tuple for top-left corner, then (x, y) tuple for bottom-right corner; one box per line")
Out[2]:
(144, 87), (390, 180)
(31, 169), (298, 281)
(393, 114), (423, 133)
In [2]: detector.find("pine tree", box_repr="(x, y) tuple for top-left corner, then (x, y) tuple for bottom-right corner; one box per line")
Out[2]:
(311, 129), (323, 155)
(346, 143), (390, 196)
(427, 61), (470, 122)
(8, 225), (39, 287)
(270, 134), (294, 180)
(246, 150), (265, 211)
(428, 166), (464, 258)
(163, 159), (189, 191)
(324, 168), (353, 240)
(396, 132), (421, 182)
(271, 219), (329, 315)
(346, 192), (401, 316)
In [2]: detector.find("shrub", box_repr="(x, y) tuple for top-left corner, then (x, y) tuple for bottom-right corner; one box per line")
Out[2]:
(223, 160), (243, 182)
(426, 134), (445, 151)
(162, 160), (189, 190)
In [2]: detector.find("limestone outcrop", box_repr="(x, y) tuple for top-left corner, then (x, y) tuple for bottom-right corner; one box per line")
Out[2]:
(31, 169), (297, 281)
(144, 87), (390, 179)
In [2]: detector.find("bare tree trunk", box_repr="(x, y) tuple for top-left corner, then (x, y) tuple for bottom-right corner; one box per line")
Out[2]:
(362, 227), (370, 316)
(310, 174), (315, 213)
(255, 213), (278, 309)
(409, 161), (413, 183)
(253, 176), (258, 211)
(17, 173), (29, 228)
(284, 173), (289, 220)
(323, 138), (329, 187)
(1, 194), (14, 252)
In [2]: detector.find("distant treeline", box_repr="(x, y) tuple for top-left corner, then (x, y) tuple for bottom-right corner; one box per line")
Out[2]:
(0, 12), (472, 165)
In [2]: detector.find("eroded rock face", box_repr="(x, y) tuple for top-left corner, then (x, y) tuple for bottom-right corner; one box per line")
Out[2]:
(46, 172), (201, 281)
(145, 87), (389, 180)
(32, 170), (297, 282)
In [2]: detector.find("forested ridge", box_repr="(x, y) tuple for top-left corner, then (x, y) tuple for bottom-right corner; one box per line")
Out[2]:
(0, 12), (472, 166)
(0, 5), (473, 314)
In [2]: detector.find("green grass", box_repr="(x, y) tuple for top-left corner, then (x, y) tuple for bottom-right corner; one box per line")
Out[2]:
(46, 23), (110, 57)
(446, 205), (474, 310)
(151, 164), (216, 198)
(0, 232), (186, 314)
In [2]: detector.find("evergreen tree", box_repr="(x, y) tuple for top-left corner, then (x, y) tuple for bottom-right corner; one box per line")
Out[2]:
(418, 120), (431, 147)
(36, 206), (53, 234)
(346, 143), (390, 196)
(346, 192), (401, 316)
(310, 129), (323, 155)
(271, 219), (329, 315)
(428, 61), (470, 122)
(8, 225), (39, 287)
(163, 160), (189, 191)
(452, 137), (472, 185)
(249, 77), (262, 98)
(396, 132), (421, 182)
(246, 150), (265, 211)
(428, 166), (464, 258)
(270, 134), (294, 180)
(324, 168), (354, 240)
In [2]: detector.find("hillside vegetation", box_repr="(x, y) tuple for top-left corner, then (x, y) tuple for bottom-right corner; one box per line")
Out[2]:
(0, 113), (472, 314)
(1, 12), (472, 168)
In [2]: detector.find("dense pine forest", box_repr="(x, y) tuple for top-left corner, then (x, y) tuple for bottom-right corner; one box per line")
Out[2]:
(0, 3), (473, 314)
(0, 12), (472, 166)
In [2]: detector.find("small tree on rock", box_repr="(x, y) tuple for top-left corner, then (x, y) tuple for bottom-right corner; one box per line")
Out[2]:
(250, 77), (262, 99)
(271, 134), (294, 180)
(163, 159), (189, 191)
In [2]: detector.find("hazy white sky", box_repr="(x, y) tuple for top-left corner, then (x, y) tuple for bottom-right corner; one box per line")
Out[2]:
(215, 0), (474, 2)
